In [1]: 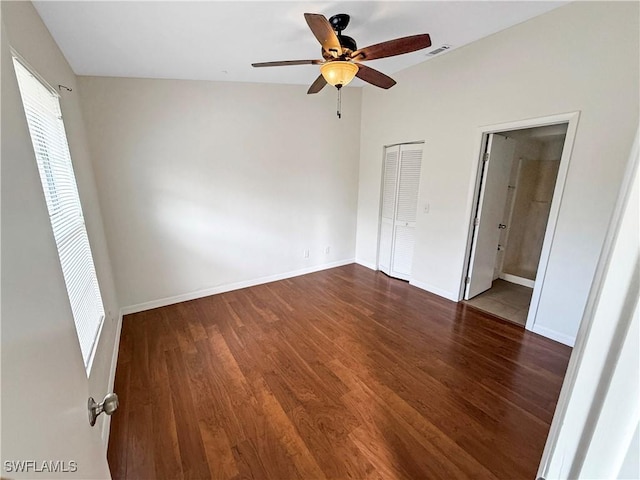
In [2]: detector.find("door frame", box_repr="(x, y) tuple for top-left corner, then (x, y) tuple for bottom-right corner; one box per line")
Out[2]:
(376, 140), (425, 275)
(459, 111), (580, 336)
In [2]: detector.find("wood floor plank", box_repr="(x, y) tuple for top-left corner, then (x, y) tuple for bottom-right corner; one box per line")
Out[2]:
(150, 358), (183, 480)
(197, 330), (256, 443)
(231, 440), (270, 480)
(199, 420), (238, 480)
(289, 404), (376, 480)
(108, 264), (571, 479)
(164, 347), (212, 480)
(330, 358), (499, 480)
(125, 405), (155, 480)
(250, 376), (326, 480)
(126, 312), (152, 409)
(144, 315), (184, 479)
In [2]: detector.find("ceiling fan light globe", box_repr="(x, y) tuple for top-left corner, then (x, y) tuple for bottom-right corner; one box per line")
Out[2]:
(320, 61), (358, 87)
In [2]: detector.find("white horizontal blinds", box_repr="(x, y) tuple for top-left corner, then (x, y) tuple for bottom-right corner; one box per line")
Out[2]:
(13, 58), (105, 370)
(396, 146), (422, 223)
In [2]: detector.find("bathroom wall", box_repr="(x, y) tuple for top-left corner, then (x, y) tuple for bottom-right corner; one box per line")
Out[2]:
(503, 136), (564, 281)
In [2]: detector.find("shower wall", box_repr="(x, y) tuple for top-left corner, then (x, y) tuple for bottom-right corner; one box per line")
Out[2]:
(502, 137), (564, 281)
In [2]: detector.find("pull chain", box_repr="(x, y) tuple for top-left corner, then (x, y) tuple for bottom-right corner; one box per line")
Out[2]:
(336, 85), (342, 119)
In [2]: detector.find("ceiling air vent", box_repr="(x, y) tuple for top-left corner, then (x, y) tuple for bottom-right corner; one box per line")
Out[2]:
(427, 44), (452, 56)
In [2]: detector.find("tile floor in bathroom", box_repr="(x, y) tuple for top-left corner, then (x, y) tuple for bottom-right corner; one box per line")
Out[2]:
(465, 279), (533, 326)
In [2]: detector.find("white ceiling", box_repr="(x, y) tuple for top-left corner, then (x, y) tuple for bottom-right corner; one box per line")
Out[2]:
(33, 1), (568, 88)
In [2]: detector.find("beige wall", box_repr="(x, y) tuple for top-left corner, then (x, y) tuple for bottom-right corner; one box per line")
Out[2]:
(78, 76), (361, 310)
(355, 1), (639, 345)
(503, 154), (560, 280)
(1, 0), (120, 466)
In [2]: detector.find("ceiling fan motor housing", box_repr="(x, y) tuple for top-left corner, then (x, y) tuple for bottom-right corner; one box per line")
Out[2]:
(324, 35), (358, 59)
(321, 15), (357, 59)
(338, 35), (357, 53)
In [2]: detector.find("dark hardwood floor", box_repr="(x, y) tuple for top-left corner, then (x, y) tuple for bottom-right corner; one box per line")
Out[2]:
(108, 264), (571, 480)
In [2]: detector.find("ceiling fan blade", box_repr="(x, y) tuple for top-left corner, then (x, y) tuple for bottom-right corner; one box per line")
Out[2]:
(356, 64), (397, 89)
(307, 74), (327, 94)
(351, 34), (432, 61)
(252, 60), (323, 68)
(304, 13), (342, 57)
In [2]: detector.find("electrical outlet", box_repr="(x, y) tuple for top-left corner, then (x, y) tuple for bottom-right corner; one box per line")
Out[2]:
(325, 246), (331, 254)
(303, 249), (310, 258)
(424, 203), (430, 214)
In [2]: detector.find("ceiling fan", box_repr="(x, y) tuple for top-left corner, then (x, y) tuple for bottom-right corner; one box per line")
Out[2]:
(252, 13), (432, 96)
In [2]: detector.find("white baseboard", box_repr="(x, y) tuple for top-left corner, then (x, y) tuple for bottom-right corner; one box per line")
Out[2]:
(409, 279), (459, 302)
(121, 258), (356, 315)
(355, 259), (377, 271)
(531, 323), (576, 347)
(500, 273), (535, 288)
(101, 311), (123, 451)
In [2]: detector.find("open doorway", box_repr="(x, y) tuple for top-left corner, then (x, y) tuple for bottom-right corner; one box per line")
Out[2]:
(464, 123), (569, 327)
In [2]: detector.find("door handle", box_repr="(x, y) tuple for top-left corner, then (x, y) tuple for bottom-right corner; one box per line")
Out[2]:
(88, 392), (119, 426)
(498, 224), (507, 229)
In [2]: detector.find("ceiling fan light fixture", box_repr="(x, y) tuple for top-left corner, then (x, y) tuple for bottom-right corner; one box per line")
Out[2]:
(320, 61), (358, 88)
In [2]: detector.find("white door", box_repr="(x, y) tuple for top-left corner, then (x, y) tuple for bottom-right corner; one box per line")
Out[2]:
(465, 134), (516, 299)
(2, 24), (111, 479)
(379, 143), (423, 281)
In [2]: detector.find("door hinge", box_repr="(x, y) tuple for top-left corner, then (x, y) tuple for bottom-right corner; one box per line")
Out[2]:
(474, 217), (479, 226)
(465, 277), (471, 284)
(483, 152), (489, 162)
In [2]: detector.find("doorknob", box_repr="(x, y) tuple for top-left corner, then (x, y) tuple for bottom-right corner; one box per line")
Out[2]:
(498, 224), (507, 229)
(88, 393), (119, 426)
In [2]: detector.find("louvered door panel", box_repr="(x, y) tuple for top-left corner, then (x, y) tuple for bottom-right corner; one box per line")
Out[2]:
(395, 147), (422, 223)
(381, 148), (399, 220)
(378, 221), (393, 274)
(392, 225), (416, 278)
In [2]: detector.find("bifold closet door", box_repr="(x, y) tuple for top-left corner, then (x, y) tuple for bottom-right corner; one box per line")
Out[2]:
(379, 143), (423, 281)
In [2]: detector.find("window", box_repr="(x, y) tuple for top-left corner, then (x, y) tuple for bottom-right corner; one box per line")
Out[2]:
(13, 56), (105, 372)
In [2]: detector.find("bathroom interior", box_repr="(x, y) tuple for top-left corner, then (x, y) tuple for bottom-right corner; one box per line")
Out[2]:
(465, 124), (568, 326)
